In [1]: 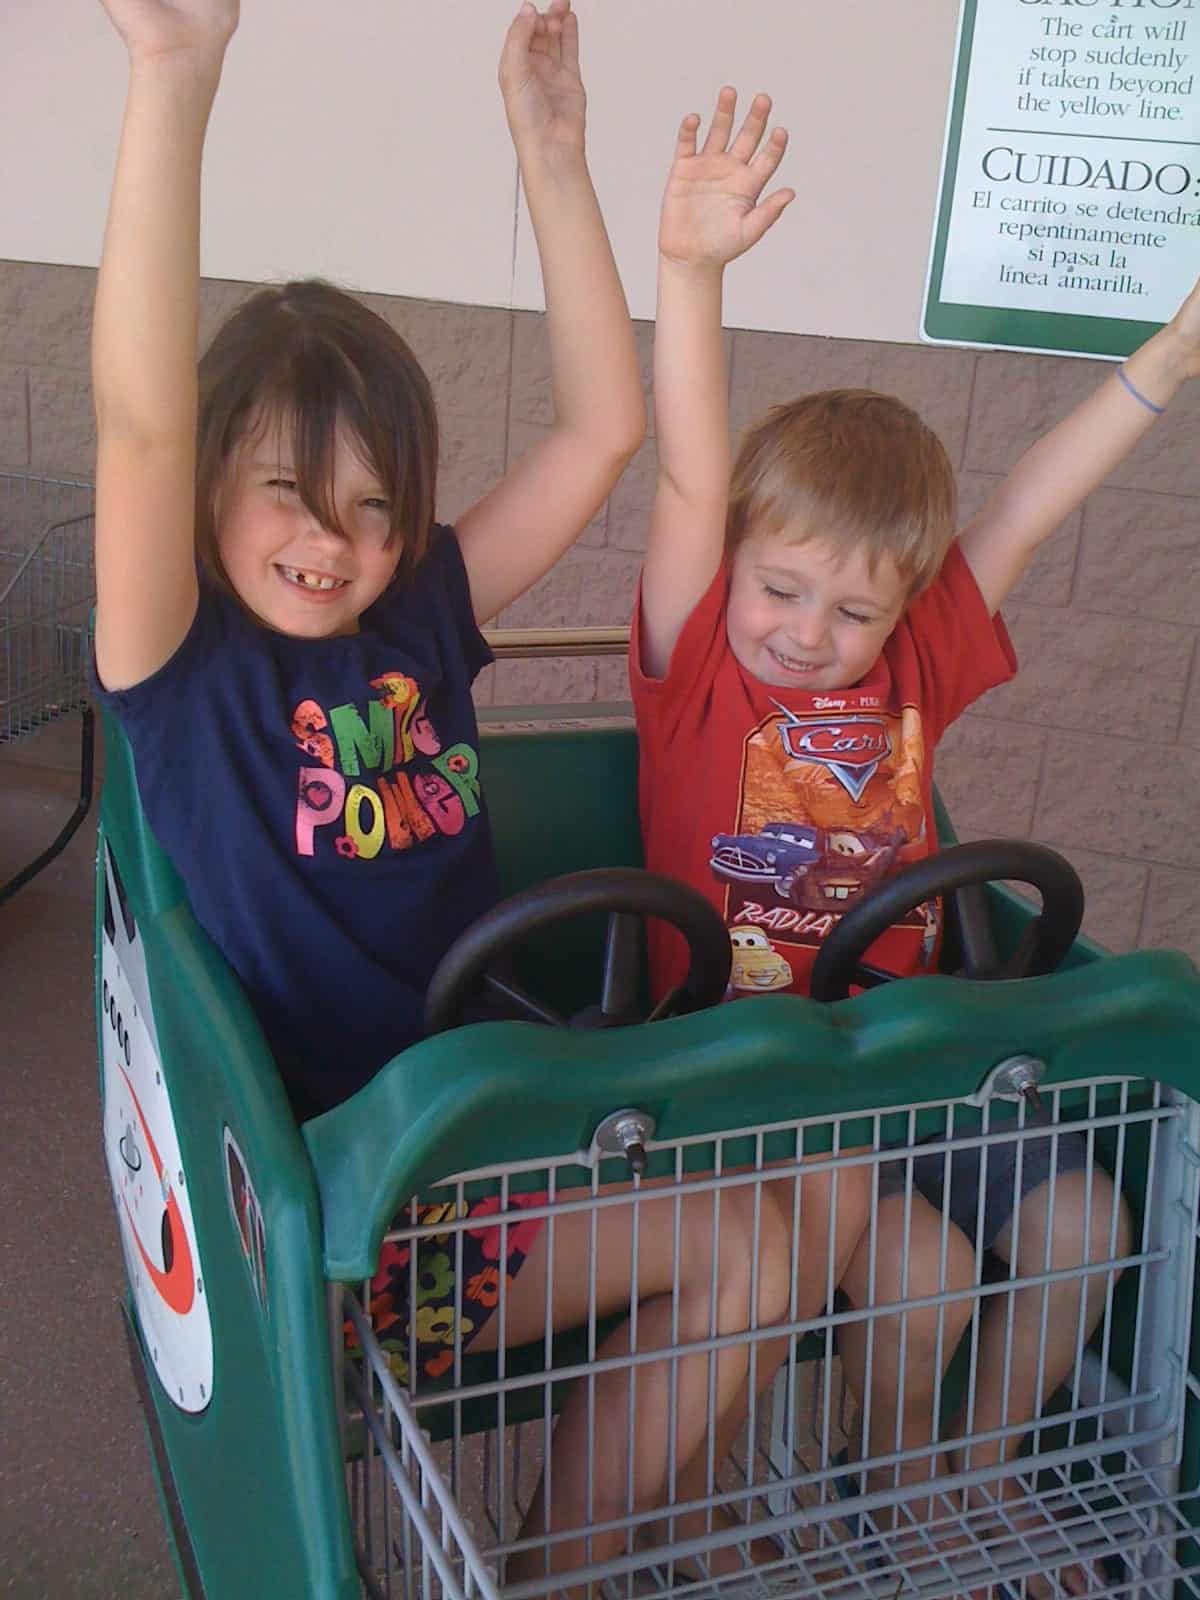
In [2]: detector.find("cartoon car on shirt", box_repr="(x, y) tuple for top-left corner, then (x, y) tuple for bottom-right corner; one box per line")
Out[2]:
(728, 928), (793, 992)
(710, 820), (906, 913)
(710, 821), (822, 884)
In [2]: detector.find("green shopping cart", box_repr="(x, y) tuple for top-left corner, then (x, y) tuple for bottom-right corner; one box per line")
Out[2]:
(96, 634), (1200, 1600)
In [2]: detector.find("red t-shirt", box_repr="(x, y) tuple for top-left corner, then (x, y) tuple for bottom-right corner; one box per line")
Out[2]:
(631, 542), (1017, 1002)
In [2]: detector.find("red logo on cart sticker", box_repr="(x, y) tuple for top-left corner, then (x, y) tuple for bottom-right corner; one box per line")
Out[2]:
(117, 1063), (196, 1316)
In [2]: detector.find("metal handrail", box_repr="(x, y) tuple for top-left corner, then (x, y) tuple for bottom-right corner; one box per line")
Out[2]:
(482, 625), (629, 660)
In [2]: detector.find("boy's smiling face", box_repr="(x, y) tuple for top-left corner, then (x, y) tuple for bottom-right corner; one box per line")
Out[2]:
(726, 527), (908, 692)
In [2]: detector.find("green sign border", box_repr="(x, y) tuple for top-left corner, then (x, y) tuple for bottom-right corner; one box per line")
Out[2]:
(923, 0), (1166, 356)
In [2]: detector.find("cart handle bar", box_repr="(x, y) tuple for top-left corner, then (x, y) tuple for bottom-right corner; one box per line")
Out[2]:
(482, 625), (629, 660)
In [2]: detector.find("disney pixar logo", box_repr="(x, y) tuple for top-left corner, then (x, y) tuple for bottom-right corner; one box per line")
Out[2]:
(773, 707), (892, 803)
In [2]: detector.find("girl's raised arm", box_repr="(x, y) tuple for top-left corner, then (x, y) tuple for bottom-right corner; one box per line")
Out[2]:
(455, 0), (645, 625)
(92, 0), (238, 691)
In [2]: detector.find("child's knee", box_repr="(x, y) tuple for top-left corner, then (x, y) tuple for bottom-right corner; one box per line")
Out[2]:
(678, 1181), (793, 1332)
(742, 1182), (795, 1327)
(1011, 1166), (1131, 1274)
(841, 1193), (975, 1354)
(906, 1201), (975, 1346)
(779, 1155), (872, 1281)
(835, 1157), (874, 1253)
(868, 1192), (973, 1295)
(866, 1207), (973, 1374)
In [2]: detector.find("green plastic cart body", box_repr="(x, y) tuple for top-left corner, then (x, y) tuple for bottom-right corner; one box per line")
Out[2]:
(95, 704), (1200, 1599)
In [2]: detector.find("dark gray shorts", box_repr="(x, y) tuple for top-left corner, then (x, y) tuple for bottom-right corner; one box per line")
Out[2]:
(875, 1112), (1091, 1252)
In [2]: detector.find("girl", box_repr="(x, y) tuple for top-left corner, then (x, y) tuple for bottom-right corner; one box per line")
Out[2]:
(92, 0), (864, 1585)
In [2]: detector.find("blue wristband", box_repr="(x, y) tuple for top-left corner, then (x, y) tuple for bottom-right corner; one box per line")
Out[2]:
(1116, 364), (1165, 416)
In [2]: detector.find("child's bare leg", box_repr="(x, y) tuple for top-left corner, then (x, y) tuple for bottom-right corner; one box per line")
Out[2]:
(471, 1177), (793, 1595)
(633, 1329), (795, 1581)
(839, 1190), (975, 1510)
(648, 1159), (872, 1574)
(950, 1168), (1132, 1599)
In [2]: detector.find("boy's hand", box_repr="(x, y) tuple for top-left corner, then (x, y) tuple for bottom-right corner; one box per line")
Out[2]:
(98, 0), (238, 63)
(659, 88), (794, 272)
(1160, 273), (1200, 381)
(499, 0), (586, 161)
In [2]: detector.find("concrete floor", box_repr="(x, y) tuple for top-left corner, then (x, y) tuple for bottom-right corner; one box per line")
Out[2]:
(1, 718), (173, 1598)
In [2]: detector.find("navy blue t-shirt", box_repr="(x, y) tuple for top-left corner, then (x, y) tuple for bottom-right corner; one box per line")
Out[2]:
(96, 526), (498, 1117)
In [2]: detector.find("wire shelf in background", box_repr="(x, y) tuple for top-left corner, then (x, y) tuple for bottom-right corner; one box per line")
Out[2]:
(0, 472), (96, 905)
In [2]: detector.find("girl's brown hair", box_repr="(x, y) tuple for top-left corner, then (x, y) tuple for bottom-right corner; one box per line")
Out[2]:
(196, 280), (438, 591)
(726, 389), (958, 595)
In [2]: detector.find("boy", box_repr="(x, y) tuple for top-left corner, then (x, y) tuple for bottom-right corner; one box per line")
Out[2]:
(632, 85), (1196, 1587)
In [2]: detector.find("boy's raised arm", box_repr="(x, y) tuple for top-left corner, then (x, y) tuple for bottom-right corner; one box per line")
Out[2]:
(92, 0), (238, 691)
(456, 0), (645, 625)
(639, 90), (793, 680)
(959, 274), (1200, 615)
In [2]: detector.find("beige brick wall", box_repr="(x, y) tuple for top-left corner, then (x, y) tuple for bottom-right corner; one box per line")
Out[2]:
(3, 258), (1196, 961)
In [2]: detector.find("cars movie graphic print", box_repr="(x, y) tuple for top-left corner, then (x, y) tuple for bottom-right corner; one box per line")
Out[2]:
(291, 670), (481, 861)
(711, 698), (938, 993)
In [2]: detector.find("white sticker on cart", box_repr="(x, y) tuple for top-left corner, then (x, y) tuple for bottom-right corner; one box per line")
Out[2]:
(101, 848), (213, 1414)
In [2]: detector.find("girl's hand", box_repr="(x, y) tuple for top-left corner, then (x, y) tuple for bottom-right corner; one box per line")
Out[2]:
(98, 0), (239, 63)
(659, 88), (794, 272)
(499, 0), (586, 161)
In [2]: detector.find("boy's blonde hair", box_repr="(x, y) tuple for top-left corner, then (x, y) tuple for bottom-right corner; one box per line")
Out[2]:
(726, 389), (957, 596)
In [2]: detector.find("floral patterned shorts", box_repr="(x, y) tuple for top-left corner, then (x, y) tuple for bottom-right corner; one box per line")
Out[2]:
(345, 1192), (547, 1389)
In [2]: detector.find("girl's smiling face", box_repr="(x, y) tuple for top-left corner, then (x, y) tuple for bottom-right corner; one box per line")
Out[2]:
(726, 526), (908, 692)
(214, 416), (400, 638)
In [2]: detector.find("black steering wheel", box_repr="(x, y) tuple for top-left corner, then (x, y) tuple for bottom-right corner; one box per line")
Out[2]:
(424, 867), (732, 1035)
(808, 840), (1085, 1003)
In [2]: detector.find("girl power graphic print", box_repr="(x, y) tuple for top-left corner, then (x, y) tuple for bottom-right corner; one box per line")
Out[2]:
(713, 699), (938, 995)
(292, 670), (481, 861)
